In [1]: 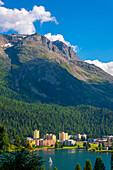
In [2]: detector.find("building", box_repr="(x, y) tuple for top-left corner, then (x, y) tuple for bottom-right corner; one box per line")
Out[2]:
(77, 134), (82, 140)
(77, 134), (87, 140)
(83, 134), (87, 140)
(39, 139), (55, 147)
(59, 132), (68, 142)
(43, 134), (56, 142)
(103, 135), (113, 141)
(35, 139), (40, 146)
(63, 140), (76, 146)
(39, 139), (44, 147)
(33, 130), (39, 139)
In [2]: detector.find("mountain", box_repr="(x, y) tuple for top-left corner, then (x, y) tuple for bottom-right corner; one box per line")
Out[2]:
(0, 33), (113, 110)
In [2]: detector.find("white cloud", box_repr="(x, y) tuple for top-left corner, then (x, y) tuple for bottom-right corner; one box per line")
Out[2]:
(44, 33), (78, 53)
(0, 5), (58, 34)
(0, 0), (4, 5)
(85, 59), (113, 76)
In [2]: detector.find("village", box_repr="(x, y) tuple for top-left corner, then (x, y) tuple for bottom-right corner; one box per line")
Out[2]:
(26, 130), (113, 151)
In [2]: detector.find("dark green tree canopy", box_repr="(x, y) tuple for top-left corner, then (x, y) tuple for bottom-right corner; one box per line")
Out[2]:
(84, 160), (92, 170)
(0, 150), (44, 170)
(0, 125), (5, 151)
(93, 156), (105, 170)
(75, 162), (81, 170)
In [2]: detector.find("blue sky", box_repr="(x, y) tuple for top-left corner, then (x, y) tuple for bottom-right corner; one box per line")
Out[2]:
(0, 0), (113, 69)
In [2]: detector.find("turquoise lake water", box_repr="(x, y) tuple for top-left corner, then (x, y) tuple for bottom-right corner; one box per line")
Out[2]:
(37, 149), (111, 170)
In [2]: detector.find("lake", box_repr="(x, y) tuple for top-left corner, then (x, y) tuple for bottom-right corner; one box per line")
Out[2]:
(37, 149), (111, 170)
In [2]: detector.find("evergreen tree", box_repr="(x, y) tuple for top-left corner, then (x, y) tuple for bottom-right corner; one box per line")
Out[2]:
(0, 150), (44, 170)
(101, 163), (105, 170)
(84, 160), (92, 170)
(55, 141), (59, 148)
(3, 133), (10, 151)
(111, 152), (113, 170)
(0, 125), (5, 151)
(14, 135), (21, 148)
(112, 143), (113, 150)
(84, 165), (86, 170)
(93, 156), (99, 170)
(93, 156), (105, 170)
(53, 168), (58, 170)
(75, 162), (81, 170)
(43, 165), (45, 170)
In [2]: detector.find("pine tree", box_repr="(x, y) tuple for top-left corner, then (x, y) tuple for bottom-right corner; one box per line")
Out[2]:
(101, 163), (105, 170)
(0, 125), (5, 151)
(111, 152), (113, 170)
(43, 165), (45, 170)
(53, 167), (58, 170)
(0, 150), (44, 169)
(75, 162), (81, 170)
(93, 156), (99, 170)
(84, 160), (92, 170)
(93, 156), (106, 170)
(84, 165), (86, 170)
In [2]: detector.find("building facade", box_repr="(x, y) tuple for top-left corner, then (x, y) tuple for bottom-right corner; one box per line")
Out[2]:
(38, 139), (55, 147)
(33, 130), (39, 139)
(77, 134), (87, 140)
(43, 134), (56, 142)
(59, 132), (68, 142)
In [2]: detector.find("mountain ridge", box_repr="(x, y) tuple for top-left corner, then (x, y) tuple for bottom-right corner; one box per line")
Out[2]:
(0, 33), (113, 110)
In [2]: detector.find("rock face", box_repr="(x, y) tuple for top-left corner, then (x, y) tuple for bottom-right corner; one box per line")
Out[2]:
(0, 33), (113, 110)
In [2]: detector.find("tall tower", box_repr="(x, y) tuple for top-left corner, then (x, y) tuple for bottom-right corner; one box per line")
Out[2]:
(33, 130), (39, 139)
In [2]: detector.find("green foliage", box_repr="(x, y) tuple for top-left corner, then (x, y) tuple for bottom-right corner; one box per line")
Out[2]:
(42, 165), (45, 170)
(0, 97), (113, 139)
(0, 150), (44, 170)
(84, 160), (92, 170)
(75, 162), (81, 170)
(53, 167), (58, 170)
(70, 136), (77, 141)
(55, 141), (63, 149)
(83, 142), (87, 147)
(14, 135), (21, 148)
(0, 125), (5, 151)
(81, 136), (85, 141)
(83, 142), (91, 150)
(60, 62), (71, 74)
(21, 137), (30, 148)
(93, 156), (105, 170)
(111, 152), (113, 170)
(112, 143), (113, 150)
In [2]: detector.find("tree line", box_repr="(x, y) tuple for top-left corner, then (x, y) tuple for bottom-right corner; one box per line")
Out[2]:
(0, 96), (113, 139)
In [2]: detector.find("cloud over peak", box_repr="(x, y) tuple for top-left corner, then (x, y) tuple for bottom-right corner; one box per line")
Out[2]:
(0, 5), (57, 34)
(0, 0), (4, 5)
(85, 59), (113, 76)
(44, 33), (78, 53)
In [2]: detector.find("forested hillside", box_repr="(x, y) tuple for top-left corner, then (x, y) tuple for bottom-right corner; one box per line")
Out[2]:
(0, 97), (113, 138)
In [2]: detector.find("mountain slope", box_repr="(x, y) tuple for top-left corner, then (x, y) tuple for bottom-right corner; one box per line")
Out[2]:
(0, 97), (113, 138)
(0, 33), (113, 110)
